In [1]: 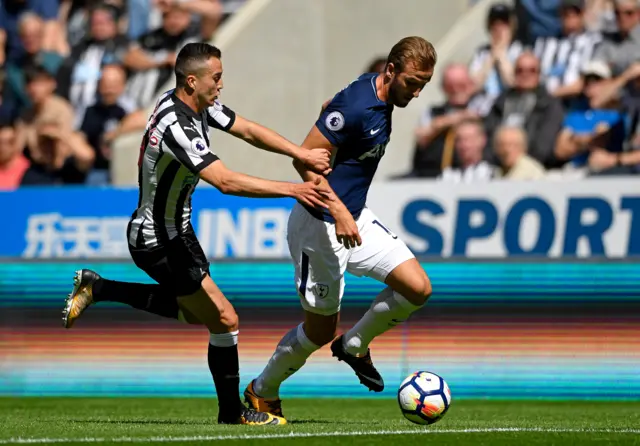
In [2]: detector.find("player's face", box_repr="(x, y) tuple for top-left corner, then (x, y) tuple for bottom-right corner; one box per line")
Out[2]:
(387, 61), (433, 108)
(195, 57), (224, 107)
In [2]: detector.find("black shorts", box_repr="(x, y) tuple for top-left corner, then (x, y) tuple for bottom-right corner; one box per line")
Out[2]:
(128, 229), (210, 296)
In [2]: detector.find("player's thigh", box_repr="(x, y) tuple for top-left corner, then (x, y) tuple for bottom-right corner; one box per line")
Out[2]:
(128, 245), (203, 325)
(347, 209), (427, 302)
(288, 203), (348, 322)
(171, 231), (239, 332)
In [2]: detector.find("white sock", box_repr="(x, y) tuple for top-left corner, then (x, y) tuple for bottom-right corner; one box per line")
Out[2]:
(209, 330), (239, 347)
(254, 323), (320, 399)
(342, 287), (423, 357)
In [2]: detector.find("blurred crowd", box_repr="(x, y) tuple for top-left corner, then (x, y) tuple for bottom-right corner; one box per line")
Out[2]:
(399, 0), (640, 182)
(2, 0), (639, 190)
(0, 0), (244, 189)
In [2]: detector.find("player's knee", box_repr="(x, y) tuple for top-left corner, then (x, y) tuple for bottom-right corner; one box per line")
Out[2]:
(219, 307), (239, 332)
(404, 275), (432, 306)
(304, 312), (338, 346)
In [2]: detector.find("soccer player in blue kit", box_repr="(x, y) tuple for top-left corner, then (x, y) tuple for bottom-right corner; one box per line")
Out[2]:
(245, 36), (438, 419)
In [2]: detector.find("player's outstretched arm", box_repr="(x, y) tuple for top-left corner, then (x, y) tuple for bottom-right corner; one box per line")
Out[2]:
(226, 114), (332, 175)
(199, 159), (333, 210)
(294, 125), (362, 249)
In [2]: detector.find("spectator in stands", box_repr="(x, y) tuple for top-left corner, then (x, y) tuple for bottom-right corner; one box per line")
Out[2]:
(514, 0), (563, 45)
(56, 3), (130, 129)
(126, 0), (222, 42)
(555, 61), (628, 171)
(469, 3), (523, 103)
(57, 0), (128, 55)
(586, 0), (618, 33)
(15, 65), (75, 158)
(484, 51), (565, 168)
(1, 13), (64, 122)
(13, 66), (93, 185)
(494, 125), (546, 179)
(535, 0), (602, 99)
(365, 57), (387, 74)
(20, 121), (95, 185)
(0, 121), (29, 190)
(439, 118), (494, 183)
(80, 64), (137, 185)
(411, 64), (489, 177)
(155, 0), (223, 41)
(591, 0), (640, 93)
(0, 0), (59, 66)
(124, 4), (199, 109)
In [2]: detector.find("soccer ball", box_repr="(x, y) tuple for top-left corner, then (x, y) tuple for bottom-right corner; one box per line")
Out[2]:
(397, 371), (451, 425)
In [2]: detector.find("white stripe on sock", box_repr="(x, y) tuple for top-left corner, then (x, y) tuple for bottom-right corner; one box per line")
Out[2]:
(209, 330), (239, 347)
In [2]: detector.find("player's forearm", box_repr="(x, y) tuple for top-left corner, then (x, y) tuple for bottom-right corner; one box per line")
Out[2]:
(241, 120), (305, 162)
(213, 169), (295, 199)
(293, 159), (347, 216)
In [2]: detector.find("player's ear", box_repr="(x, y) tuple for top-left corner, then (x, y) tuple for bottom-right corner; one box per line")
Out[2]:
(385, 62), (395, 79)
(186, 74), (197, 91)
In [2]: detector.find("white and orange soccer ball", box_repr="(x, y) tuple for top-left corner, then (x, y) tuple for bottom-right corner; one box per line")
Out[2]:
(397, 371), (451, 425)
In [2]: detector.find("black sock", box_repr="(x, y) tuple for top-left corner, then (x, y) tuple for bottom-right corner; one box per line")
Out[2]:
(208, 341), (243, 419)
(92, 278), (180, 320)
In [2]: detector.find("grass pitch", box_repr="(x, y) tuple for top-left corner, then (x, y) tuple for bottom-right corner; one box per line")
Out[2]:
(1, 398), (639, 445)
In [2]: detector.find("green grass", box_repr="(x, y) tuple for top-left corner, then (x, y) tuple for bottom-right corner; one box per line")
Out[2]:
(1, 398), (640, 445)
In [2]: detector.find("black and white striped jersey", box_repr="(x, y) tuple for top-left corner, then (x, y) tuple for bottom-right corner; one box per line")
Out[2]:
(128, 89), (236, 249)
(534, 31), (602, 93)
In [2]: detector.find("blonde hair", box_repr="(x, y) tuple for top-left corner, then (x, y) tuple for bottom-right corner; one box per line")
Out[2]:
(387, 36), (437, 72)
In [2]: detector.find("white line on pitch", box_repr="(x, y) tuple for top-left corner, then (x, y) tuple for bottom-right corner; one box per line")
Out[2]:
(2, 428), (640, 444)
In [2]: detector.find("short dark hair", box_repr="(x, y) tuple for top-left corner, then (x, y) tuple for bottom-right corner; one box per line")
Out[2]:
(0, 119), (15, 131)
(175, 43), (222, 88)
(24, 64), (54, 84)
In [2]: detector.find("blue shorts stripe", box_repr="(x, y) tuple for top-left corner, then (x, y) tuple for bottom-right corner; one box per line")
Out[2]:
(299, 252), (309, 298)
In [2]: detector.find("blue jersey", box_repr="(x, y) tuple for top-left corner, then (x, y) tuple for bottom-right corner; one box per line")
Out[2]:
(310, 73), (392, 222)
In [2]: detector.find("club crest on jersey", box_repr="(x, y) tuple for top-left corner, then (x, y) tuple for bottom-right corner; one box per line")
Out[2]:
(326, 111), (345, 131)
(191, 137), (208, 154)
(313, 283), (329, 299)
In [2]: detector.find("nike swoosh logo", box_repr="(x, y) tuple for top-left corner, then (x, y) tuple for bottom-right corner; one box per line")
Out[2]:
(370, 128), (381, 135)
(359, 374), (384, 387)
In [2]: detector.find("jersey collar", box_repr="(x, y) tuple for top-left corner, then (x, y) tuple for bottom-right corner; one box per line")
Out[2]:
(172, 92), (202, 120)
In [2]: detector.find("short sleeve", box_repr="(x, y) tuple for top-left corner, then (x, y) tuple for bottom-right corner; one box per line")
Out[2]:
(315, 93), (362, 147)
(206, 100), (236, 131)
(33, 0), (59, 20)
(162, 120), (219, 174)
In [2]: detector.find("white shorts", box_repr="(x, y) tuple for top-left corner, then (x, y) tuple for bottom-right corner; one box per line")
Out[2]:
(287, 203), (415, 316)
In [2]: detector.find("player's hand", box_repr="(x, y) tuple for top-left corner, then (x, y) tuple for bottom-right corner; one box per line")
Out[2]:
(292, 177), (334, 209)
(334, 208), (361, 249)
(301, 148), (332, 175)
